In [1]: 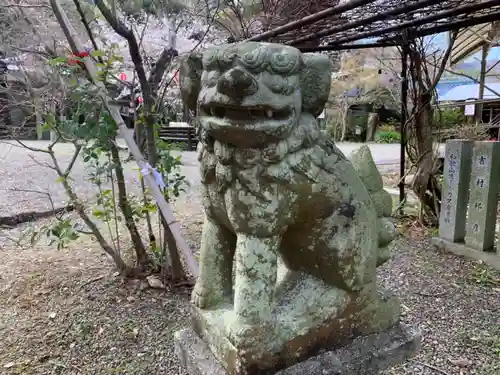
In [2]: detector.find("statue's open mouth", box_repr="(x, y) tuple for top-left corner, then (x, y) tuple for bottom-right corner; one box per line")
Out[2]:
(200, 104), (292, 123)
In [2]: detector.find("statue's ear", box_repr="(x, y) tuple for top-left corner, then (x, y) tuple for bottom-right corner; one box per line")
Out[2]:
(179, 52), (203, 113)
(300, 54), (332, 117)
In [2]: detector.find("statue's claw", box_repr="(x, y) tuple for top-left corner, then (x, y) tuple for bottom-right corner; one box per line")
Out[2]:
(191, 283), (210, 308)
(191, 282), (226, 309)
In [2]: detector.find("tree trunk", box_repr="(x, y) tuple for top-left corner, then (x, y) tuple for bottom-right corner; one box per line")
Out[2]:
(401, 38), (454, 224)
(0, 79), (11, 130)
(409, 93), (441, 222)
(182, 103), (190, 122)
(340, 109), (349, 141)
(366, 112), (378, 142)
(110, 143), (150, 266)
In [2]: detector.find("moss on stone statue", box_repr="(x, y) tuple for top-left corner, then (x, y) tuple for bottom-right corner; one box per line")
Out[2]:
(179, 42), (403, 375)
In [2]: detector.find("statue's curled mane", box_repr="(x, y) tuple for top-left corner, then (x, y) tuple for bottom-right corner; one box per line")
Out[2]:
(197, 114), (347, 197)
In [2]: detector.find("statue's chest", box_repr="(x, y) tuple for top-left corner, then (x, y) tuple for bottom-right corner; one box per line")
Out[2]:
(203, 175), (295, 236)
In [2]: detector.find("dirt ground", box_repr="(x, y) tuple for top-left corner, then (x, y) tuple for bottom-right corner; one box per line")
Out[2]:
(1, 212), (499, 375)
(0, 152), (499, 375)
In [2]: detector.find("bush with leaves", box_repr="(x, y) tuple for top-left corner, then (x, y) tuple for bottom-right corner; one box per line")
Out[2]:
(26, 50), (188, 277)
(434, 107), (467, 129)
(375, 130), (401, 144)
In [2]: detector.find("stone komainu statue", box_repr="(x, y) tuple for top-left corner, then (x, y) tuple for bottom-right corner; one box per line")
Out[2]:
(179, 42), (400, 375)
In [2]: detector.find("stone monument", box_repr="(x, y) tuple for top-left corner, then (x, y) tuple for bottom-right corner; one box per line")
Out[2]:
(433, 140), (500, 269)
(176, 42), (420, 375)
(438, 140), (473, 243)
(465, 141), (500, 251)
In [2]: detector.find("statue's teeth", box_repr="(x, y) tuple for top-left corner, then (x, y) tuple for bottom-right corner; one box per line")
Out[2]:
(266, 110), (273, 118)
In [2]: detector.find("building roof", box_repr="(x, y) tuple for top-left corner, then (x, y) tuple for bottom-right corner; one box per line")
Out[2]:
(439, 82), (500, 101)
(450, 23), (500, 65)
(436, 78), (474, 97)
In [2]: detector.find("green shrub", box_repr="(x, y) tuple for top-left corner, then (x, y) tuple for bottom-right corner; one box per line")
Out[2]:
(434, 107), (466, 129)
(379, 117), (399, 132)
(375, 130), (401, 144)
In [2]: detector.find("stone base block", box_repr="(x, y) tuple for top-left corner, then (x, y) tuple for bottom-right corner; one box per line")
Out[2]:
(174, 324), (421, 375)
(190, 285), (402, 374)
(432, 237), (500, 270)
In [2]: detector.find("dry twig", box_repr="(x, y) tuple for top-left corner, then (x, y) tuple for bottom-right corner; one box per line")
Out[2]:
(410, 359), (451, 375)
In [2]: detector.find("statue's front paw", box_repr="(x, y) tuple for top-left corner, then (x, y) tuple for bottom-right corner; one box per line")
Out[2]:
(191, 283), (211, 308)
(191, 282), (224, 309)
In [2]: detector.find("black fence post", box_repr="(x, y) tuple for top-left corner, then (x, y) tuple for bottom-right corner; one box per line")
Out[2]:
(399, 39), (409, 213)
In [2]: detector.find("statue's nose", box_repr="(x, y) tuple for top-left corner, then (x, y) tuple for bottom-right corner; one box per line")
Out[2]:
(216, 67), (257, 98)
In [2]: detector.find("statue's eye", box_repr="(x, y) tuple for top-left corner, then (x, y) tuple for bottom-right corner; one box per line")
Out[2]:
(204, 71), (219, 87)
(263, 72), (290, 94)
(269, 51), (300, 75)
(202, 49), (219, 70)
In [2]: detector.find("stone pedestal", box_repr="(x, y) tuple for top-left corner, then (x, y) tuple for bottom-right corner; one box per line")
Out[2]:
(439, 140), (473, 243)
(175, 324), (421, 375)
(189, 283), (403, 375)
(432, 237), (500, 270)
(465, 141), (500, 251)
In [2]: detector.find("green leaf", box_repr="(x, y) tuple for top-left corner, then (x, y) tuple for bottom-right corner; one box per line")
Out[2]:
(42, 113), (56, 126)
(50, 56), (67, 65)
(111, 55), (124, 63)
(92, 209), (105, 217)
(91, 50), (106, 57)
(55, 176), (66, 184)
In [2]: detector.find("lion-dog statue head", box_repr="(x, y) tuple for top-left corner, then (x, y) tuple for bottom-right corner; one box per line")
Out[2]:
(179, 42), (333, 197)
(180, 42), (330, 148)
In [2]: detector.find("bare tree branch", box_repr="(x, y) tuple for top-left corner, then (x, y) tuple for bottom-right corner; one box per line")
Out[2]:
(0, 2), (51, 9)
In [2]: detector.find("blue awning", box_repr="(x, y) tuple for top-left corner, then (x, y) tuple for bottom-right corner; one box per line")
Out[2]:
(436, 79), (473, 97)
(439, 82), (500, 101)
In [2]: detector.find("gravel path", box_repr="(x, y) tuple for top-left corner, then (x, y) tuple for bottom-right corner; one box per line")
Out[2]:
(0, 140), (405, 218)
(0, 141), (201, 218)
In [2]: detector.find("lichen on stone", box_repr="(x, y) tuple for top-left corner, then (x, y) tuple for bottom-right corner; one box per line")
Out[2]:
(180, 41), (402, 375)
(350, 145), (397, 262)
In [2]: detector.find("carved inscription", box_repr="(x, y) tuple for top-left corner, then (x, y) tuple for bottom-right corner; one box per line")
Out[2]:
(438, 140), (473, 243)
(443, 152), (458, 224)
(465, 142), (500, 251)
